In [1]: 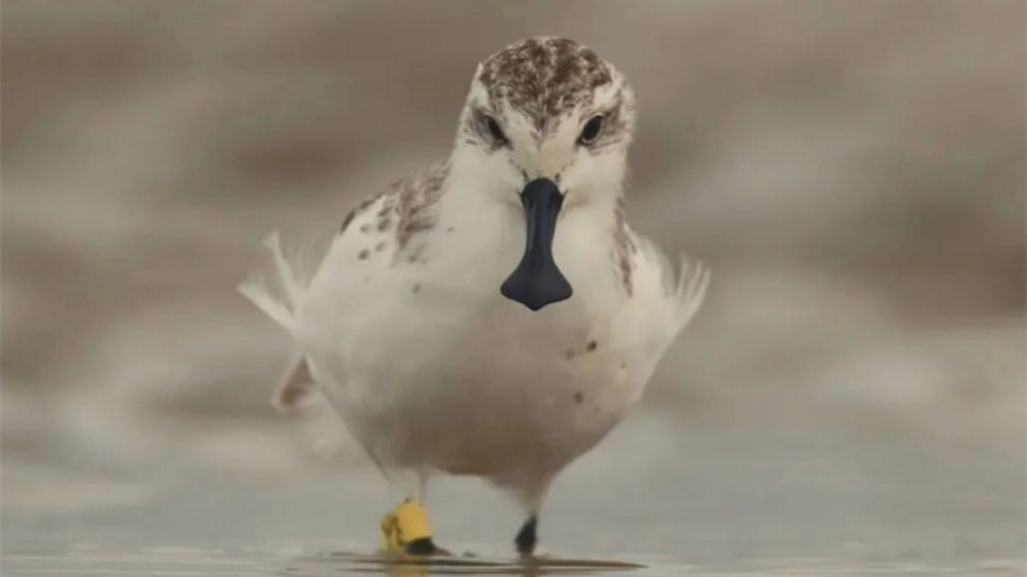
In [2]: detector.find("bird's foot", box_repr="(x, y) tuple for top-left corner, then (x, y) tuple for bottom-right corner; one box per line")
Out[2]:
(380, 499), (445, 555)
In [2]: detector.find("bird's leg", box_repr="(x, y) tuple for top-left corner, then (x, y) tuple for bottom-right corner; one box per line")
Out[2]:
(379, 499), (439, 555)
(514, 514), (539, 556)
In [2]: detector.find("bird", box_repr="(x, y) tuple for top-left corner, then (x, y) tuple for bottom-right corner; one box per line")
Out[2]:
(238, 36), (709, 557)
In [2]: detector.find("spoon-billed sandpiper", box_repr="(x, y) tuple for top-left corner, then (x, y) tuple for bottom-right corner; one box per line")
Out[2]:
(240, 36), (709, 556)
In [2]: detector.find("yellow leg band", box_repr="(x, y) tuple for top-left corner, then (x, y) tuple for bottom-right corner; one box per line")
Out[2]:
(380, 499), (433, 552)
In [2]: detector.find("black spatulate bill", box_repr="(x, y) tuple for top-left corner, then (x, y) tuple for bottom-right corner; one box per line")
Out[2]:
(500, 178), (573, 311)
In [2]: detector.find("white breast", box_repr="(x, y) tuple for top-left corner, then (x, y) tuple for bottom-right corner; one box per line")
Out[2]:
(247, 182), (707, 488)
(289, 195), (643, 477)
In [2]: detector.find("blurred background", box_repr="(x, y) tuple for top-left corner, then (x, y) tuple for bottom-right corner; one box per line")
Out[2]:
(2, 0), (1024, 573)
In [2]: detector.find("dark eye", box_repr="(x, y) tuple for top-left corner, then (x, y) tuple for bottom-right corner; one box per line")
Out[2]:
(578, 115), (604, 145)
(485, 116), (507, 144)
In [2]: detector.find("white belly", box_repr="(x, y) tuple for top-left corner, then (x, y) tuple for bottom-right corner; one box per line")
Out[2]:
(295, 220), (643, 484)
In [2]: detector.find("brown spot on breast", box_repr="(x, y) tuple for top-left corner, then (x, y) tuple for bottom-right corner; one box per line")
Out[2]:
(574, 391), (584, 404)
(412, 283), (421, 293)
(565, 349), (576, 360)
(586, 340), (597, 352)
(358, 249), (370, 260)
(375, 241), (387, 252)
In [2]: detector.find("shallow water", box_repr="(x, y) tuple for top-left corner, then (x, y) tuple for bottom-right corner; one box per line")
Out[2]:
(3, 417), (1024, 577)
(7, 552), (1022, 577)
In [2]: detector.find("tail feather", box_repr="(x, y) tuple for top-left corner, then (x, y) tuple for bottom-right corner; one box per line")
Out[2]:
(673, 253), (710, 332)
(271, 354), (315, 414)
(237, 231), (301, 332)
(238, 230), (361, 462)
(641, 238), (710, 336)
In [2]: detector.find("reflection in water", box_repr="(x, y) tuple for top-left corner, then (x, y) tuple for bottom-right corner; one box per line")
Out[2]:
(284, 551), (645, 576)
(4, 550), (1024, 577)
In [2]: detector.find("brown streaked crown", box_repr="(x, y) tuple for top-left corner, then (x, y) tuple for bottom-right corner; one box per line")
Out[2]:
(477, 37), (614, 131)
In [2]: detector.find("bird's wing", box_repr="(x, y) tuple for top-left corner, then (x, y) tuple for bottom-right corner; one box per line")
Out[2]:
(604, 226), (710, 381)
(237, 160), (452, 406)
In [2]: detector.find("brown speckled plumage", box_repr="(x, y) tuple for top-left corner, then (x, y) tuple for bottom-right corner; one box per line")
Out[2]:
(612, 197), (636, 296)
(478, 37), (613, 131)
(394, 161), (449, 249)
(342, 195), (381, 234)
(340, 37), (637, 297)
(338, 161), (450, 256)
(459, 37), (637, 158)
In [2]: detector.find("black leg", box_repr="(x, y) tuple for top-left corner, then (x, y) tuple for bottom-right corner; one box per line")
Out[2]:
(514, 515), (538, 555)
(404, 537), (438, 555)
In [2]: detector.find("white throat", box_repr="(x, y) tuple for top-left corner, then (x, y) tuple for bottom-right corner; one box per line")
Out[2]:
(429, 149), (624, 311)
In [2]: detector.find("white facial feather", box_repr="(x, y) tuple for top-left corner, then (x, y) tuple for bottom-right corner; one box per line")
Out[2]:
(451, 40), (636, 208)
